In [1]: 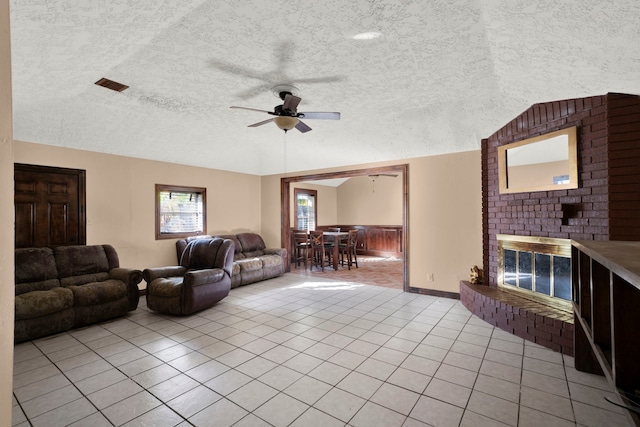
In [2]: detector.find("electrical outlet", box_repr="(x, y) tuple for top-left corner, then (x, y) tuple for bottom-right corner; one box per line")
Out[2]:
(427, 273), (434, 282)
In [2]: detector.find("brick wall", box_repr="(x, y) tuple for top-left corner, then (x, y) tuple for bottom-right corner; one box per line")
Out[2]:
(482, 93), (640, 285)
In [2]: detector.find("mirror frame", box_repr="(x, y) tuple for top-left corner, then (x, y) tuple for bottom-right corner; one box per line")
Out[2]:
(498, 126), (578, 194)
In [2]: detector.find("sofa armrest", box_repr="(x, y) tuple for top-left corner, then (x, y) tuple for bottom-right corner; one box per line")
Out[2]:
(264, 247), (287, 260)
(183, 269), (225, 287)
(110, 268), (143, 286)
(143, 266), (187, 284)
(110, 267), (143, 311)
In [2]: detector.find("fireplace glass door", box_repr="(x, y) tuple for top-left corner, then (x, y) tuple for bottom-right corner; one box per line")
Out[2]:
(499, 235), (571, 301)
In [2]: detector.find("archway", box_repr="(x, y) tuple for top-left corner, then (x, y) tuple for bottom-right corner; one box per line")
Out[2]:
(280, 164), (409, 291)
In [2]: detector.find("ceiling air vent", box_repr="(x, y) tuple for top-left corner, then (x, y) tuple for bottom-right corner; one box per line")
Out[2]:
(95, 78), (129, 92)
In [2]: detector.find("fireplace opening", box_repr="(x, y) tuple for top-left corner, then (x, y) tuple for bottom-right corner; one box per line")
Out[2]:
(498, 235), (572, 304)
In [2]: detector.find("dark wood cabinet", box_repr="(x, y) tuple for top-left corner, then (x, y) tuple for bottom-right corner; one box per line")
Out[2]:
(572, 240), (640, 426)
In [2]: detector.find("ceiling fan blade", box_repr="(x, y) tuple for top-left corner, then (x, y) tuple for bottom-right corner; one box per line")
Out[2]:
(230, 106), (271, 113)
(248, 118), (274, 127)
(275, 41), (294, 69)
(295, 120), (312, 133)
(283, 94), (301, 113)
(235, 83), (274, 100)
(294, 76), (345, 84)
(209, 58), (268, 82)
(298, 112), (341, 120)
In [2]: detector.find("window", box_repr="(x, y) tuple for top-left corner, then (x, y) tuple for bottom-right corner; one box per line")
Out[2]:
(294, 188), (317, 231)
(155, 184), (206, 240)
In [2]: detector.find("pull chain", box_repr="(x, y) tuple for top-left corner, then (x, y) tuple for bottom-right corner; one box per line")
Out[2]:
(283, 131), (288, 177)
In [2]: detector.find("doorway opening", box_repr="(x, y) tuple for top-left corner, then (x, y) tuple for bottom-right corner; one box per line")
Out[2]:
(280, 164), (409, 291)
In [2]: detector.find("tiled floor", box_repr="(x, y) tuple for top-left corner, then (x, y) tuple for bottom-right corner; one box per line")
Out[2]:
(12, 274), (635, 427)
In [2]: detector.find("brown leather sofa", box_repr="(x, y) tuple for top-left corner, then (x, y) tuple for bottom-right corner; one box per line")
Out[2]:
(176, 232), (286, 288)
(144, 238), (234, 315)
(14, 245), (142, 343)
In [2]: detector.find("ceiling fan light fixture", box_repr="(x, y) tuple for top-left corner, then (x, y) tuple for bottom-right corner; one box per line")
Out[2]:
(274, 116), (299, 131)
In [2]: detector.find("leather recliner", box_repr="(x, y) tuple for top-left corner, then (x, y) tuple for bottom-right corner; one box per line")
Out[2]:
(143, 237), (234, 315)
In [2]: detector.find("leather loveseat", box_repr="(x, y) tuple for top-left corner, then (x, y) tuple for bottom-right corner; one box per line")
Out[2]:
(176, 232), (286, 288)
(14, 244), (142, 343)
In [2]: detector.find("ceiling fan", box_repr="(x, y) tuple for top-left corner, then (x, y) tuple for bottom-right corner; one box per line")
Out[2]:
(210, 41), (344, 100)
(230, 85), (340, 133)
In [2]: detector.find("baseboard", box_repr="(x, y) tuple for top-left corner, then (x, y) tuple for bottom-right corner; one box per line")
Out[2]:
(408, 287), (460, 299)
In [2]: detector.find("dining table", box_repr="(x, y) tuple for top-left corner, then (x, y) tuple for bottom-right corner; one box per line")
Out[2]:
(321, 231), (349, 270)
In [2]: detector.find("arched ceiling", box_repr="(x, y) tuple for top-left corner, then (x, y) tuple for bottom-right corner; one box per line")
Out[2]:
(9, 0), (640, 175)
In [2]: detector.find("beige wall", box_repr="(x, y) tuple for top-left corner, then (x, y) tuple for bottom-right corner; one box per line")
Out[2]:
(337, 175), (402, 225)
(289, 183), (338, 228)
(1, 0), (14, 420)
(262, 150), (483, 293)
(14, 141), (263, 275)
(288, 175), (403, 229)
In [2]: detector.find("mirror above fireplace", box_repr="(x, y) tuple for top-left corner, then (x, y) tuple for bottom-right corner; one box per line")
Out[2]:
(498, 126), (578, 194)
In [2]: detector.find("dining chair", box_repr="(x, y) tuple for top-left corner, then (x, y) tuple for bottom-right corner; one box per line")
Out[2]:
(339, 229), (359, 270)
(292, 231), (310, 269)
(309, 230), (329, 271)
(323, 228), (341, 262)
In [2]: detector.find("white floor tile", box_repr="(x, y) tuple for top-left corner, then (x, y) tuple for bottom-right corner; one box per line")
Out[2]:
(350, 401), (406, 427)
(12, 276), (636, 427)
(227, 380), (278, 412)
(370, 382), (420, 415)
(409, 395), (464, 427)
(166, 385), (221, 418)
(315, 387), (366, 423)
(252, 392), (309, 427)
(283, 375), (333, 405)
(188, 398), (248, 427)
(336, 371), (383, 399)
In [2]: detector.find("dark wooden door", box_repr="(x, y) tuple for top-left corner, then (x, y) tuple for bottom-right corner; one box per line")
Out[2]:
(14, 164), (86, 248)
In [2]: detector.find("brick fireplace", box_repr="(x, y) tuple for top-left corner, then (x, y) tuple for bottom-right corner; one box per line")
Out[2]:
(461, 92), (640, 355)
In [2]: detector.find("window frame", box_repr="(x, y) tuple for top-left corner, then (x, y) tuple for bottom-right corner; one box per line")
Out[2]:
(294, 188), (317, 231)
(155, 184), (207, 240)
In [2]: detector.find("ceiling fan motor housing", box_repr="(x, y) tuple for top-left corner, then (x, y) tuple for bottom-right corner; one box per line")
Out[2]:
(274, 97), (299, 117)
(278, 91), (293, 100)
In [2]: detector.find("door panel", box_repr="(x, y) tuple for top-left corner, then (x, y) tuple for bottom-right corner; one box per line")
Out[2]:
(14, 164), (86, 248)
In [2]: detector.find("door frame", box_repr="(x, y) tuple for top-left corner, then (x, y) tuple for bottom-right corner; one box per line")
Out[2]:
(14, 163), (87, 246)
(280, 163), (409, 291)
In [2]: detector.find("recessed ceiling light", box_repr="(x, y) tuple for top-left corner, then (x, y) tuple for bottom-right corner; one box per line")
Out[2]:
(352, 31), (382, 40)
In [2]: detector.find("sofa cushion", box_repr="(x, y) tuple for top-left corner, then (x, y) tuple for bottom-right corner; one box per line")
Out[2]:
(261, 254), (284, 268)
(67, 280), (128, 306)
(15, 247), (60, 295)
(62, 272), (111, 287)
(236, 233), (265, 253)
(15, 287), (74, 320)
(217, 235), (243, 255)
(236, 258), (263, 272)
(55, 245), (119, 285)
(15, 279), (61, 296)
(148, 277), (183, 298)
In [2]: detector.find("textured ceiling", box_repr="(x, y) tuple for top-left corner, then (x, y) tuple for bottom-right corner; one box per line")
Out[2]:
(9, 0), (640, 176)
